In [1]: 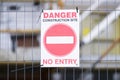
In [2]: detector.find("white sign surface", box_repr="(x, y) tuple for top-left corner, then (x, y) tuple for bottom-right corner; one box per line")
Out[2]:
(41, 10), (80, 67)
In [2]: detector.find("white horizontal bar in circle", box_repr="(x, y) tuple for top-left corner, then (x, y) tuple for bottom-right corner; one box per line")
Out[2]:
(46, 36), (74, 44)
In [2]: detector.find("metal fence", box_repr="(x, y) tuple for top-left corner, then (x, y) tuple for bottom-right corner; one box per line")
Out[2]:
(0, 0), (120, 80)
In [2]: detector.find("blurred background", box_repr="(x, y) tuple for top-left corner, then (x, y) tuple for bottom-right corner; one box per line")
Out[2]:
(0, 0), (120, 80)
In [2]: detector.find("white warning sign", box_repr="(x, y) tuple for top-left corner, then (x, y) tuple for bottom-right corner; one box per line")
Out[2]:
(41, 9), (80, 67)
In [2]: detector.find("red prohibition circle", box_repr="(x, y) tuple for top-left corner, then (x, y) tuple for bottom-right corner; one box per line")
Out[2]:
(44, 24), (76, 57)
